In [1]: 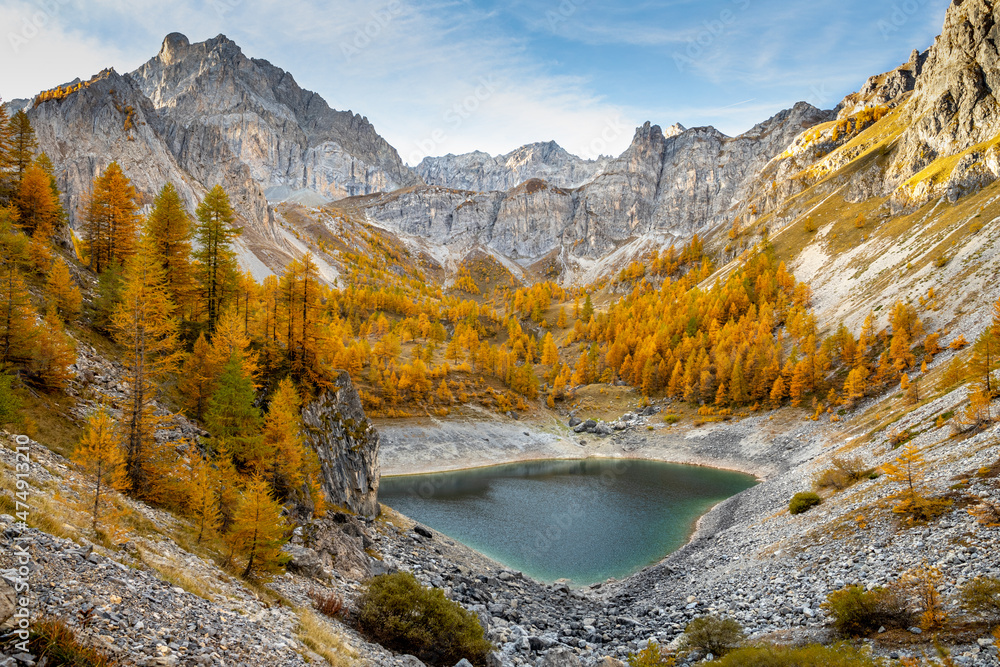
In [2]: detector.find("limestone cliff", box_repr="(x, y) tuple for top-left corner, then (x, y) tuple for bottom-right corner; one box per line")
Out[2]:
(301, 371), (381, 519)
(364, 104), (833, 260)
(130, 33), (420, 203)
(416, 141), (611, 192)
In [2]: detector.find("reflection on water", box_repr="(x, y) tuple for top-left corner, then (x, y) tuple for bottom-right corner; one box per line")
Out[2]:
(379, 458), (756, 585)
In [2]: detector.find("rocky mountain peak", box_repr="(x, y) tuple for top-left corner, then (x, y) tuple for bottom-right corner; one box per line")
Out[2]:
(158, 32), (191, 66)
(663, 123), (687, 138)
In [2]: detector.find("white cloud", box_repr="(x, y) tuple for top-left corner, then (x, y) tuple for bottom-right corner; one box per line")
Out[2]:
(0, 2), (136, 101)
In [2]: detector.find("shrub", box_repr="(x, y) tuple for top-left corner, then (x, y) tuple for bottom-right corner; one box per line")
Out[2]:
(663, 414), (681, 425)
(789, 492), (822, 515)
(29, 617), (117, 666)
(888, 429), (912, 448)
(823, 585), (913, 636)
(959, 576), (1000, 621)
(681, 615), (745, 657)
(0, 371), (23, 428)
(309, 588), (345, 619)
(707, 642), (883, 666)
(815, 456), (873, 491)
(628, 641), (676, 666)
(354, 571), (494, 667)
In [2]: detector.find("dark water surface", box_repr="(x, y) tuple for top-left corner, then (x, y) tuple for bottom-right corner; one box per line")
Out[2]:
(378, 458), (756, 585)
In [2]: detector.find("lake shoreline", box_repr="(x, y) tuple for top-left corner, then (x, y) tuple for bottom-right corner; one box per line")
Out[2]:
(376, 413), (792, 588)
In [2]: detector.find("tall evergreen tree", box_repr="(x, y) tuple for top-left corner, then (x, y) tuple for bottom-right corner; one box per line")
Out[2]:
(8, 110), (37, 184)
(111, 236), (181, 496)
(83, 162), (140, 272)
(147, 183), (195, 314)
(0, 207), (36, 366)
(194, 185), (241, 331)
(205, 353), (264, 470)
(0, 103), (15, 202)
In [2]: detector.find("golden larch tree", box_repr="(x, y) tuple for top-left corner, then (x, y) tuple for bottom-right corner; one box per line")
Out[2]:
(8, 110), (37, 185)
(187, 454), (221, 544)
(194, 185), (241, 330)
(73, 408), (125, 531)
(882, 443), (929, 517)
(33, 308), (75, 390)
(146, 183), (196, 315)
(16, 162), (59, 239)
(178, 332), (218, 420)
(0, 208), (37, 366)
(111, 235), (181, 496)
(225, 475), (289, 580)
(83, 162), (140, 272)
(46, 258), (82, 321)
(263, 377), (305, 497)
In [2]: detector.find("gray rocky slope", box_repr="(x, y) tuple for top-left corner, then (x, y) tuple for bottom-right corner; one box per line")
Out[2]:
(415, 141), (612, 193)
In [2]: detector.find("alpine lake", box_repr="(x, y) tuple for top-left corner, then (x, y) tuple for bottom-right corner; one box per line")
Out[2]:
(379, 458), (757, 586)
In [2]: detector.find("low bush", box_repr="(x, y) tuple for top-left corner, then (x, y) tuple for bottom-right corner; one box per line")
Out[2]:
(888, 430), (912, 448)
(29, 617), (117, 666)
(309, 588), (345, 619)
(663, 414), (681, 425)
(681, 615), (745, 657)
(959, 576), (1000, 621)
(628, 641), (676, 666)
(815, 456), (873, 491)
(789, 492), (822, 515)
(354, 571), (493, 667)
(823, 585), (913, 636)
(707, 642), (884, 666)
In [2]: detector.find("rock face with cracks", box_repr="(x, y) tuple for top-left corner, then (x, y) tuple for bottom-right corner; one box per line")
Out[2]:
(301, 371), (381, 518)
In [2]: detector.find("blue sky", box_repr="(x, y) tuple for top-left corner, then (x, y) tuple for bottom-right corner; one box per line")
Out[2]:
(1, 0), (949, 163)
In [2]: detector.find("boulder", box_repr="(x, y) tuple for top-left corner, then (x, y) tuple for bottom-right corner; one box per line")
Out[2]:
(535, 648), (580, 667)
(594, 422), (614, 436)
(0, 578), (16, 627)
(283, 544), (326, 580)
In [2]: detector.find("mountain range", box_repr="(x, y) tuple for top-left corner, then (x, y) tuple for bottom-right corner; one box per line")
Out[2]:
(11, 0), (1000, 302)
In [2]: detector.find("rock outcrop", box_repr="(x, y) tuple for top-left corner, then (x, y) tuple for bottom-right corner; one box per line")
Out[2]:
(301, 371), (381, 518)
(416, 141), (611, 192)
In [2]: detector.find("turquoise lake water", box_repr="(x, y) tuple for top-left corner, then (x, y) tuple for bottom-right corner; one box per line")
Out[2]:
(378, 458), (756, 586)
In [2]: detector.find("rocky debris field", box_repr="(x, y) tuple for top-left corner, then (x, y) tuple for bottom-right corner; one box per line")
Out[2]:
(0, 517), (311, 667)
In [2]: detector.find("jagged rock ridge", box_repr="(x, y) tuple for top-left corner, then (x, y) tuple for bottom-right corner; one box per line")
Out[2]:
(130, 33), (420, 204)
(416, 141), (612, 192)
(362, 103), (834, 260)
